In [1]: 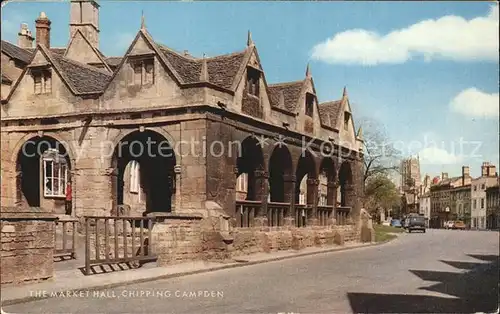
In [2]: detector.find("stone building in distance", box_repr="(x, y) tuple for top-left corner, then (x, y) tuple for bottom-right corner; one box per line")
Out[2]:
(1, 1), (365, 229)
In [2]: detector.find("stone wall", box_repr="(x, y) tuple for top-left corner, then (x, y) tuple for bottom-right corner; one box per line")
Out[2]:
(1, 207), (57, 284)
(152, 213), (361, 266)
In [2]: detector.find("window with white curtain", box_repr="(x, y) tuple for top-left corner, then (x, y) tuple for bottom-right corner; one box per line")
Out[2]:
(43, 149), (68, 198)
(236, 173), (248, 193)
(130, 160), (140, 193)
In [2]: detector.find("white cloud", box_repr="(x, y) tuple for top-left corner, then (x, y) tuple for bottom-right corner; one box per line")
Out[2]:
(418, 147), (463, 165)
(311, 4), (499, 65)
(450, 88), (499, 118)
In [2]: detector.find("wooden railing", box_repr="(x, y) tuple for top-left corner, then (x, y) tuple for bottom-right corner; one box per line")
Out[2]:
(317, 206), (334, 226)
(84, 216), (156, 275)
(235, 200), (260, 228)
(267, 202), (289, 227)
(54, 218), (78, 260)
(295, 204), (313, 227)
(336, 206), (352, 225)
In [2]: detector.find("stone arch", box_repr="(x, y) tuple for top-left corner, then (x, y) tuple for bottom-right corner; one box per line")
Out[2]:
(13, 135), (72, 208)
(107, 126), (180, 168)
(11, 132), (75, 165)
(110, 129), (177, 214)
(268, 145), (293, 203)
(235, 136), (265, 201)
(294, 150), (318, 205)
(338, 160), (354, 207)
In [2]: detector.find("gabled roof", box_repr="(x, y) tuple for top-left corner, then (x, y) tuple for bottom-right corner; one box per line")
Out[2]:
(267, 80), (304, 112)
(50, 52), (112, 94)
(1, 40), (32, 63)
(4, 44), (111, 101)
(156, 44), (247, 90)
(318, 100), (342, 129)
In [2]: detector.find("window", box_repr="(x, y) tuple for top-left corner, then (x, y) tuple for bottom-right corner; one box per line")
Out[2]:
(481, 184), (485, 190)
(236, 173), (248, 193)
(299, 191), (306, 205)
(473, 199), (477, 209)
(481, 198), (484, 209)
(129, 160), (140, 193)
(43, 149), (68, 198)
(130, 58), (154, 86)
(246, 67), (260, 97)
(344, 112), (351, 130)
(305, 93), (314, 117)
(474, 185), (477, 191)
(32, 68), (51, 95)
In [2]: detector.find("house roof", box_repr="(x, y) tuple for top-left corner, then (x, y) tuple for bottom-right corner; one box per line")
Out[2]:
(50, 51), (112, 94)
(105, 57), (122, 68)
(318, 100), (343, 129)
(1, 40), (32, 63)
(267, 80), (304, 112)
(156, 44), (247, 90)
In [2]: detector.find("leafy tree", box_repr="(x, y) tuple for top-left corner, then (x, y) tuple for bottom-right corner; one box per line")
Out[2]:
(363, 173), (401, 218)
(359, 117), (401, 185)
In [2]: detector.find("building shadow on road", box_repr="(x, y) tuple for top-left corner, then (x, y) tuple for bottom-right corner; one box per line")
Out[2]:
(347, 254), (499, 313)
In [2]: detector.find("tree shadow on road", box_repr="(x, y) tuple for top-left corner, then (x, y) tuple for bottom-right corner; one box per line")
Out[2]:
(347, 254), (499, 313)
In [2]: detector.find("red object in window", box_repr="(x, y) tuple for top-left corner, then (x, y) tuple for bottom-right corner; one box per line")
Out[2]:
(432, 176), (440, 184)
(66, 183), (72, 201)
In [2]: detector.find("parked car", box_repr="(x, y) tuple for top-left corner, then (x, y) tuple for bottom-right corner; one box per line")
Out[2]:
(453, 221), (466, 230)
(406, 215), (426, 233)
(390, 219), (402, 228)
(382, 220), (391, 226)
(444, 221), (455, 229)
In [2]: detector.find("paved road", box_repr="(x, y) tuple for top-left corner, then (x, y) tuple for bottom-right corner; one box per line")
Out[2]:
(5, 229), (499, 313)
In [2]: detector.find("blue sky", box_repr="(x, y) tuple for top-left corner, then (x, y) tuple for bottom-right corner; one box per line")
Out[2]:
(2, 1), (499, 180)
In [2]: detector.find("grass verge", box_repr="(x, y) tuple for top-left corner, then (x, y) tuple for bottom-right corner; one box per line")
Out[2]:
(374, 224), (403, 242)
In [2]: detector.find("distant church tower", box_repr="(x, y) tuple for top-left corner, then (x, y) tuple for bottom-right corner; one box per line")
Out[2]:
(70, 0), (100, 49)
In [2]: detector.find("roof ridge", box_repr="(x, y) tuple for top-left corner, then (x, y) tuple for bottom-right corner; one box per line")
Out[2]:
(156, 43), (199, 61)
(268, 80), (304, 87)
(319, 99), (342, 106)
(156, 42), (247, 62)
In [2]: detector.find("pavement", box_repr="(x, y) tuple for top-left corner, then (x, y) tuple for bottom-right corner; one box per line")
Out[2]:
(3, 229), (499, 313)
(1, 239), (378, 307)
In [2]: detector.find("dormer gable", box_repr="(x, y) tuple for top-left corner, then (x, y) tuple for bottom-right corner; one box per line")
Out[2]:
(64, 29), (111, 73)
(3, 44), (111, 104)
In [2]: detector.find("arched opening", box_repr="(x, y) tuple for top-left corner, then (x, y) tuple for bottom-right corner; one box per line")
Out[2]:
(235, 136), (265, 201)
(16, 136), (71, 209)
(294, 151), (317, 205)
(338, 161), (354, 207)
(319, 157), (336, 206)
(112, 130), (176, 214)
(268, 145), (293, 202)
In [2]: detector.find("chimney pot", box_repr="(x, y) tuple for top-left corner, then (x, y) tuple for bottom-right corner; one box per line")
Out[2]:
(35, 12), (51, 48)
(183, 50), (190, 56)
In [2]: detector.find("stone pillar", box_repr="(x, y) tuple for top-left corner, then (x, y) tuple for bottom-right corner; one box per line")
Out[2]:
(283, 174), (295, 222)
(173, 165), (181, 212)
(307, 178), (319, 225)
(255, 169), (269, 226)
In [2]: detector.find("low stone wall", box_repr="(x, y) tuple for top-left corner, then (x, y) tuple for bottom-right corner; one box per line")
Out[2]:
(1, 207), (57, 285)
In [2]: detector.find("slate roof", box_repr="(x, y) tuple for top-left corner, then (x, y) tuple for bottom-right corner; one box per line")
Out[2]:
(267, 81), (304, 112)
(318, 100), (343, 129)
(157, 44), (246, 90)
(1, 40), (32, 63)
(105, 57), (122, 68)
(50, 53), (112, 94)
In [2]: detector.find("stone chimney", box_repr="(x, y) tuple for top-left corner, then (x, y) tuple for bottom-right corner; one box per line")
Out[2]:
(183, 50), (190, 57)
(35, 12), (51, 48)
(481, 162), (490, 177)
(17, 23), (34, 49)
(441, 172), (448, 180)
(462, 166), (471, 186)
(487, 165), (496, 177)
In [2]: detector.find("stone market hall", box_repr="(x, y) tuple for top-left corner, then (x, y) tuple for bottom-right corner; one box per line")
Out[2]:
(1, 1), (365, 229)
